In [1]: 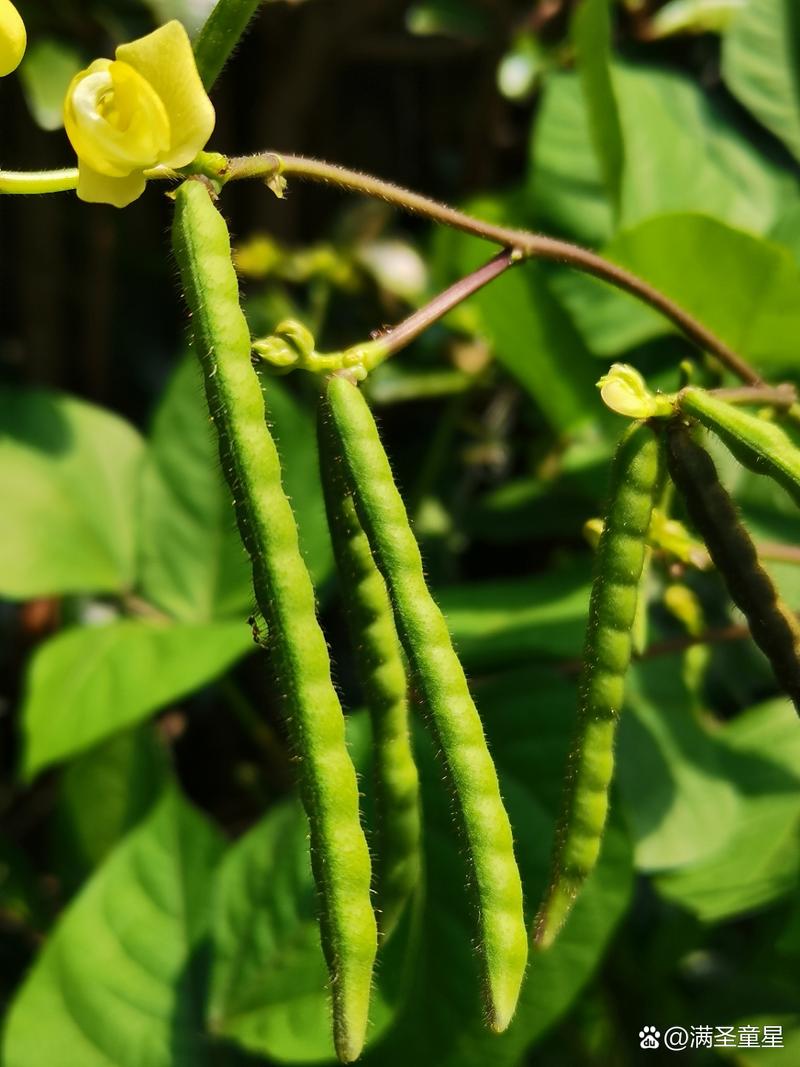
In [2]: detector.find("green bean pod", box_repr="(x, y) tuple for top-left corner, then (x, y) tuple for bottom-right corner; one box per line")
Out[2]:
(534, 422), (663, 950)
(667, 420), (800, 713)
(172, 181), (376, 1063)
(318, 415), (423, 942)
(322, 374), (527, 1034)
(679, 388), (800, 508)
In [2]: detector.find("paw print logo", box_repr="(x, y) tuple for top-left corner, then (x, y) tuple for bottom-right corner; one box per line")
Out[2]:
(639, 1026), (661, 1049)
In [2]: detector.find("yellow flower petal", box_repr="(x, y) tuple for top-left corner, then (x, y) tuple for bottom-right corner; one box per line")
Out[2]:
(0, 0), (26, 77)
(65, 59), (170, 177)
(117, 20), (215, 169)
(76, 162), (147, 208)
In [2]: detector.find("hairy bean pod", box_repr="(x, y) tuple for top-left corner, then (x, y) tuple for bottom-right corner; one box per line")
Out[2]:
(679, 388), (800, 508)
(322, 374), (527, 1033)
(172, 181), (376, 1063)
(318, 415), (422, 941)
(667, 420), (800, 713)
(534, 422), (663, 950)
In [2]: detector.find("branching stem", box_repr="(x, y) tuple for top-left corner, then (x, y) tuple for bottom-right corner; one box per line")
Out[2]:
(226, 151), (762, 385)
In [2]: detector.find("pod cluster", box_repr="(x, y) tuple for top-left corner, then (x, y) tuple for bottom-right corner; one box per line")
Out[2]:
(172, 180), (527, 1060)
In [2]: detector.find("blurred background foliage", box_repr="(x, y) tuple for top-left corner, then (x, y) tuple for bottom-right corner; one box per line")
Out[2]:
(2, 0), (800, 1064)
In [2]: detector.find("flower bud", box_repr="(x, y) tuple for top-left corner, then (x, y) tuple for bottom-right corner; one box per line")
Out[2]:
(597, 363), (674, 420)
(0, 0), (26, 77)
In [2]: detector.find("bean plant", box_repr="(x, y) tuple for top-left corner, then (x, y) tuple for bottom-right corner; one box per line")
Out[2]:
(2, 1), (800, 1065)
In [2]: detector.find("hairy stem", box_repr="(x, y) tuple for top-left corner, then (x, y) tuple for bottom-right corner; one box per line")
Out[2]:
(226, 152), (761, 384)
(378, 250), (519, 356)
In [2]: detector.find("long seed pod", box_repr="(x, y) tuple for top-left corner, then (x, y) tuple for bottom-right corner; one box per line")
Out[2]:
(534, 422), (663, 950)
(679, 388), (800, 508)
(318, 416), (423, 942)
(322, 374), (527, 1034)
(172, 180), (376, 1063)
(667, 420), (800, 713)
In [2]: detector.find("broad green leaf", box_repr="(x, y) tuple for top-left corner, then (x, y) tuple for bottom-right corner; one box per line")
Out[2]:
(615, 64), (796, 234)
(209, 792), (403, 1062)
(443, 212), (600, 432)
(656, 699), (800, 920)
(139, 356), (252, 622)
(617, 659), (740, 872)
(141, 357), (332, 622)
(723, 0), (800, 163)
(209, 801), (333, 1060)
(54, 726), (171, 891)
(18, 39), (83, 131)
(362, 667), (633, 1066)
(0, 388), (144, 599)
(22, 619), (252, 779)
(438, 565), (591, 670)
(530, 72), (614, 244)
(2, 790), (224, 1067)
(554, 214), (800, 369)
(573, 0), (624, 214)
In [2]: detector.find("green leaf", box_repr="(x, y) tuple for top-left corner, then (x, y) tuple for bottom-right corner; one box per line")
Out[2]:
(139, 356), (252, 622)
(723, 0), (800, 163)
(554, 214), (800, 370)
(18, 39), (83, 131)
(140, 357), (332, 621)
(656, 698), (800, 921)
(208, 801), (333, 1060)
(362, 667), (633, 1066)
(0, 388), (144, 599)
(614, 63), (795, 234)
(438, 565), (591, 670)
(572, 0), (624, 214)
(21, 619), (252, 780)
(54, 726), (171, 891)
(617, 660), (740, 872)
(2, 790), (224, 1067)
(529, 72), (614, 244)
(443, 210), (600, 432)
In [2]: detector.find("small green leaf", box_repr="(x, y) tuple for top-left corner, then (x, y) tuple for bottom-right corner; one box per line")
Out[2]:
(0, 388), (144, 599)
(2, 790), (224, 1067)
(22, 620), (252, 779)
(18, 39), (83, 131)
(723, 0), (800, 163)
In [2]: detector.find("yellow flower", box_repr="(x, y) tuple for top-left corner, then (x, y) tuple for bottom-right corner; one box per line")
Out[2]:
(64, 21), (214, 208)
(0, 0), (26, 77)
